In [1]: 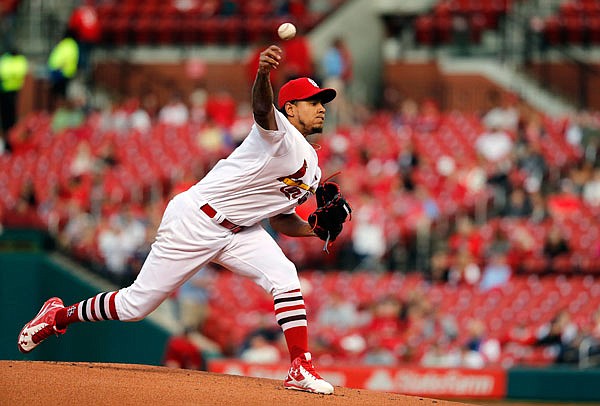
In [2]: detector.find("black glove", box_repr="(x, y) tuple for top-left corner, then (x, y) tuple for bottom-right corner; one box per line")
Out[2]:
(308, 181), (351, 250)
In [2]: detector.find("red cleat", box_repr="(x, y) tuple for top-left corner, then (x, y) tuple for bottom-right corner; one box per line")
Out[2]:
(18, 297), (67, 353)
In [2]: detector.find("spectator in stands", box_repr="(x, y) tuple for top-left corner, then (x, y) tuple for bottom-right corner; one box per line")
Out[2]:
(464, 318), (501, 367)
(568, 160), (593, 195)
(320, 37), (353, 127)
(51, 97), (85, 133)
(565, 110), (600, 152)
(58, 201), (95, 251)
(177, 266), (215, 332)
(529, 191), (549, 223)
(47, 29), (79, 104)
(125, 97), (152, 133)
(543, 224), (570, 259)
(238, 318), (284, 361)
(196, 117), (229, 157)
(363, 296), (404, 356)
(421, 342), (461, 368)
(70, 140), (100, 178)
(0, 47), (28, 153)
(426, 249), (451, 283)
(583, 166), (600, 206)
(158, 91), (189, 127)
(362, 338), (397, 366)
(482, 91), (520, 133)
(205, 89), (237, 129)
(5, 179), (43, 228)
(448, 247), (481, 286)
(317, 291), (362, 333)
(486, 226), (511, 260)
(502, 188), (532, 218)
(592, 306), (600, 340)
(240, 334), (282, 364)
(475, 123), (514, 163)
(67, 0), (101, 82)
(547, 179), (584, 218)
(189, 86), (208, 125)
(350, 195), (387, 271)
(516, 142), (547, 194)
(448, 214), (484, 259)
(97, 214), (143, 285)
(479, 251), (512, 291)
(163, 329), (205, 370)
(536, 309), (580, 364)
(415, 99), (440, 133)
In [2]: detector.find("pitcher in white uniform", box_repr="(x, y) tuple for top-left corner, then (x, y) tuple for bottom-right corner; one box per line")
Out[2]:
(18, 45), (338, 395)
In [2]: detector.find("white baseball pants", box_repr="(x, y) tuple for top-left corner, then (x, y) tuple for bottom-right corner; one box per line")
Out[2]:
(115, 192), (301, 321)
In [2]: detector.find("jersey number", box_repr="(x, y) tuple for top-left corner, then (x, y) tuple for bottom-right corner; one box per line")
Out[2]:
(280, 186), (303, 200)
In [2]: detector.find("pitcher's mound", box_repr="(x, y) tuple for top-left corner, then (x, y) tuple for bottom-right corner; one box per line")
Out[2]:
(1, 360), (472, 405)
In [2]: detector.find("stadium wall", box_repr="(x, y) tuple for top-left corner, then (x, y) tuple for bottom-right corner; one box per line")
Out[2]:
(209, 359), (600, 401)
(383, 62), (510, 112)
(86, 61), (507, 113)
(0, 252), (169, 365)
(525, 62), (600, 110)
(18, 60), (595, 116)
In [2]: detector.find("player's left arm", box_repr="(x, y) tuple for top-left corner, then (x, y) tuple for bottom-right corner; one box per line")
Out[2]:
(269, 213), (316, 237)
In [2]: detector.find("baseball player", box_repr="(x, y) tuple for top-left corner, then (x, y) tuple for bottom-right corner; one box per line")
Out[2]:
(18, 45), (351, 395)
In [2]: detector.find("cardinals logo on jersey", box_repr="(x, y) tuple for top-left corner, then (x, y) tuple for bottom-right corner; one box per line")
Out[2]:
(277, 160), (315, 201)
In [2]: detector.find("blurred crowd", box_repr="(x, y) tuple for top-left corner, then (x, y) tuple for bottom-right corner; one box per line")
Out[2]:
(2, 0), (600, 372)
(161, 269), (600, 371)
(5, 87), (600, 283)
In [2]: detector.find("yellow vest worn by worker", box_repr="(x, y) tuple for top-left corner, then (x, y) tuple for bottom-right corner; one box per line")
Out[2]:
(0, 53), (28, 92)
(48, 37), (79, 79)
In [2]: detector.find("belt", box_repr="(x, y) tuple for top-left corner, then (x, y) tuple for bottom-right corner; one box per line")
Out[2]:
(200, 203), (245, 233)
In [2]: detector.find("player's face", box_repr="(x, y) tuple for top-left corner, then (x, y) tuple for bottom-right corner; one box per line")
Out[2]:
(290, 99), (326, 135)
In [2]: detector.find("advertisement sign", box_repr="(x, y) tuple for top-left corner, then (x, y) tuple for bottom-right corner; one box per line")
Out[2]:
(208, 360), (507, 399)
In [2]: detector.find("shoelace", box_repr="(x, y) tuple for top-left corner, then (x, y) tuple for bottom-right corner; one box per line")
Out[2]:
(300, 359), (323, 380)
(32, 325), (55, 344)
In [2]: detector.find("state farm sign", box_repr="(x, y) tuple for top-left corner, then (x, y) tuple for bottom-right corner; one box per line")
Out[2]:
(363, 368), (504, 398)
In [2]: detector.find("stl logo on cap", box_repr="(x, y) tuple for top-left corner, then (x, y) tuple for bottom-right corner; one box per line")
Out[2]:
(307, 78), (319, 88)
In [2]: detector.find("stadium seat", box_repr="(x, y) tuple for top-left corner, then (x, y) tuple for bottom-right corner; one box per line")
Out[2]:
(414, 15), (435, 45)
(543, 16), (562, 46)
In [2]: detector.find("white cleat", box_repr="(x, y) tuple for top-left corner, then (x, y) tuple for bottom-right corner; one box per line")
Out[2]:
(284, 352), (334, 395)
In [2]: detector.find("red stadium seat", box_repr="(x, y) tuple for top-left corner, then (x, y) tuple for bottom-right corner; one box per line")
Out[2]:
(564, 15), (584, 44)
(414, 15), (435, 46)
(435, 15), (454, 45)
(543, 16), (562, 45)
(587, 16), (600, 45)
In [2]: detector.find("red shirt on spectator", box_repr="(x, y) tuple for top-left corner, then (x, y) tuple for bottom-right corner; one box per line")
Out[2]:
(205, 91), (237, 129)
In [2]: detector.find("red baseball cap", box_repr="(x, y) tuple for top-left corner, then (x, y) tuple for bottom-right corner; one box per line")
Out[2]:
(277, 77), (336, 110)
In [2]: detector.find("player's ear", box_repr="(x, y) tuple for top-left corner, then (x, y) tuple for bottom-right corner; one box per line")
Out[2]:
(284, 101), (296, 117)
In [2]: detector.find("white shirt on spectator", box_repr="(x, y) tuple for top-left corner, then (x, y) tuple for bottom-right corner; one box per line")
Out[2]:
(475, 129), (513, 162)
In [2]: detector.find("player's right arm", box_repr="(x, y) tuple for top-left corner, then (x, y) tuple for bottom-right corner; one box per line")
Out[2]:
(252, 45), (282, 131)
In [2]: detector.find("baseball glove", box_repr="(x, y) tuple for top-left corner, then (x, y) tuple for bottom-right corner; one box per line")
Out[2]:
(308, 181), (351, 252)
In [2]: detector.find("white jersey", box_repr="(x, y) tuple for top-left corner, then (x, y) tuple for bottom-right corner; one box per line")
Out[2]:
(187, 107), (321, 226)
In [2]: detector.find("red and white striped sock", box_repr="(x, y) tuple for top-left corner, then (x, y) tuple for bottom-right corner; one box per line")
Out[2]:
(274, 289), (308, 362)
(55, 291), (120, 330)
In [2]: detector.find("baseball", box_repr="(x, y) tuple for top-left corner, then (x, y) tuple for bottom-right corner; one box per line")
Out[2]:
(277, 22), (296, 40)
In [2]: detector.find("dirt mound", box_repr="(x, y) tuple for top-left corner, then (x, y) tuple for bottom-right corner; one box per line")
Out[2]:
(0, 360), (471, 405)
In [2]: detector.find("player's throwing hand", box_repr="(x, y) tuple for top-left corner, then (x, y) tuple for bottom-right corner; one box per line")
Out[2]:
(258, 45), (282, 73)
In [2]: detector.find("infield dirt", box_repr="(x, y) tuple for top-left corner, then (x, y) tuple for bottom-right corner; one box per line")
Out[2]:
(0, 360), (473, 405)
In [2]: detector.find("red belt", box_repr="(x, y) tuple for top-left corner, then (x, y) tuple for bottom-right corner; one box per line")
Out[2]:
(200, 204), (245, 233)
